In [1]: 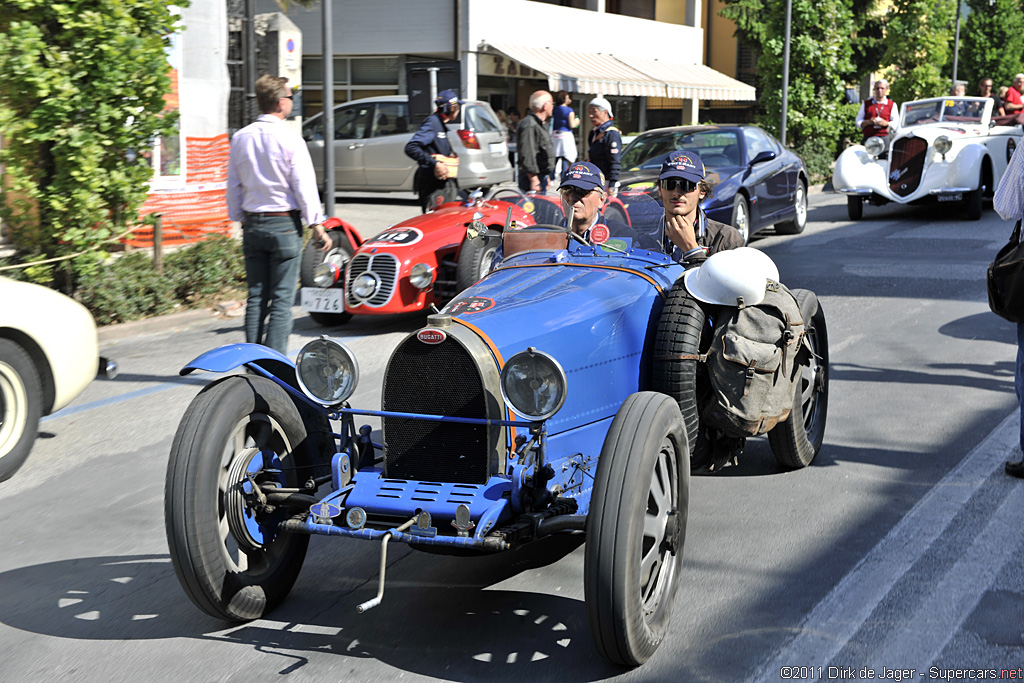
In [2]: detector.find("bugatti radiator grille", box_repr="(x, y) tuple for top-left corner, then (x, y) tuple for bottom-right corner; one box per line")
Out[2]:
(382, 336), (490, 484)
(889, 137), (928, 197)
(346, 253), (398, 307)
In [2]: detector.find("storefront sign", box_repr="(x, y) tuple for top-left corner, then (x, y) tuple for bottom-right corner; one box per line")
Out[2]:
(479, 54), (543, 79)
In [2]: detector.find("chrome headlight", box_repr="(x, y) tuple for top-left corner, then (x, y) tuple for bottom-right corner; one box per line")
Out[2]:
(864, 136), (885, 157)
(351, 273), (378, 300)
(934, 135), (952, 155)
(500, 347), (567, 421)
(409, 263), (434, 290)
(313, 262), (341, 288)
(295, 337), (359, 405)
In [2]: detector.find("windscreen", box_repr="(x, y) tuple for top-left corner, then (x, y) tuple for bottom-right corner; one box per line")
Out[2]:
(902, 98), (986, 126)
(622, 130), (742, 172)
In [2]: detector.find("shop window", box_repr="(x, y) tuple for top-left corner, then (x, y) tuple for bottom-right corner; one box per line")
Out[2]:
(352, 57), (400, 85)
(608, 0), (655, 20)
(148, 29), (184, 188)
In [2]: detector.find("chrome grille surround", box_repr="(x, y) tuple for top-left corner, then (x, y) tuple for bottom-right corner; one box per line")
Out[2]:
(346, 252), (399, 307)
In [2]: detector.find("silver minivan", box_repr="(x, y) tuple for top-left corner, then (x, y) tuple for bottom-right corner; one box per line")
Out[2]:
(302, 95), (513, 192)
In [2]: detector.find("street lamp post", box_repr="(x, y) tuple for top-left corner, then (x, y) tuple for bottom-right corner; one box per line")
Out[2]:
(951, 0), (962, 87)
(780, 0), (792, 145)
(322, 0), (334, 218)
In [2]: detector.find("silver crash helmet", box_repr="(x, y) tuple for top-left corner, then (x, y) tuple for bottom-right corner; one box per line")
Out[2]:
(682, 247), (780, 307)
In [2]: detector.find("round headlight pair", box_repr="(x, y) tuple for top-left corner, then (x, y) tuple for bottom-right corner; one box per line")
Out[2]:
(934, 135), (953, 156)
(864, 136), (885, 157)
(500, 348), (567, 421)
(313, 262), (341, 288)
(296, 338), (359, 405)
(409, 263), (434, 290)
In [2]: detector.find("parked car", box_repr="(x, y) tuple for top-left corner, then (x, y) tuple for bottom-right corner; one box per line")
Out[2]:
(302, 95), (514, 193)
(618, 125), (809, 244)
(164, 191), (829, 666)
(0, 277), (115, 482)
(833, 96), (1022, 220)
(298, 186), (632, 326)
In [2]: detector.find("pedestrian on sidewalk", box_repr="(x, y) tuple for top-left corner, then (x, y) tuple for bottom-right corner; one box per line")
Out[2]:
(994, 142), (1024, 478)
(227, 74), (331, 355)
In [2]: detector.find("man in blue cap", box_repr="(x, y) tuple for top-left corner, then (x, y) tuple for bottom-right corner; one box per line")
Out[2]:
(405, 89), (463, 212)
(659, 149), (743, 265)
(558, 161), (661, 250)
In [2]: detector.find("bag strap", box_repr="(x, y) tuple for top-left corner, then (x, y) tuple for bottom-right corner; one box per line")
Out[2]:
(1012, 219), (1022, 245)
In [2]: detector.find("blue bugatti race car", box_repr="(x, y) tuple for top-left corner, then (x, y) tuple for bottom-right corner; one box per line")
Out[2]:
(164, 192), (829, 666)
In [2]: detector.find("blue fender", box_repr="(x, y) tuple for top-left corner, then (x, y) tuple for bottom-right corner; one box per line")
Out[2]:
(179, 343), (294, 376)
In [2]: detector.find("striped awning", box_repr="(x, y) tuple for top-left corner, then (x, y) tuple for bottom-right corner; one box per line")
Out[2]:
(481, 41), (757, 102)
(482, 41), (665, 97)
(614, 55), (757, 101)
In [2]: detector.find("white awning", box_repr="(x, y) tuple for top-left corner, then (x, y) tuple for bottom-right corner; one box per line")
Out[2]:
(481, 41), (757, 102)
(482, 41), (665, 97)
(614, 55), (757, 101)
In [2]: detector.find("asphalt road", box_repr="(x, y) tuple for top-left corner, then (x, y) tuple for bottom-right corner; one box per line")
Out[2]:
(1, 189), (1022, 682)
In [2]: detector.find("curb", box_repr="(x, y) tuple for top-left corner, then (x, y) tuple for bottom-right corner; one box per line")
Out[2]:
(98, 307), (222, 344)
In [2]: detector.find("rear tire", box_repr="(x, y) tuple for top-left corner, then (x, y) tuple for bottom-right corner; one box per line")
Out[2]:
(767, 289), (829, 469)
(775, 181), (807, 234)
(165, 375), (320, 621)
(847, 196), (863, 221)
(585, 392), (689, 666)
(731, 194), (751, 245)
(300, 228), (353, 326)
(0, 339), (43, 483)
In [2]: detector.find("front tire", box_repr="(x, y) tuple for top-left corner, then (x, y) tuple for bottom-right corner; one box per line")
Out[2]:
(767, 289), (829, 469)
(0, 339), (43, 483)
(165, 375), (320, 621)
(966, 170), (984, 221)
(585, 392), (689, 666)
(300, 228), (354, 326)
(731, 194), (751, 245)
(847, 196), (863, 221)
(455, 231), (500, 292)
(775, 181), (808, 234)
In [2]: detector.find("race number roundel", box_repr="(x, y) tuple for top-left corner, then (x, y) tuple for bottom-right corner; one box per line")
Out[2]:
(417, 329), (447, 344)
(365, 227), (423, 247)
(590, 224), (610, 244)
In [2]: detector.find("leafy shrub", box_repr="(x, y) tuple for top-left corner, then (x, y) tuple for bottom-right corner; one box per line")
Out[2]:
(74, 251), (178, 325)
(164, 235), (246, 302)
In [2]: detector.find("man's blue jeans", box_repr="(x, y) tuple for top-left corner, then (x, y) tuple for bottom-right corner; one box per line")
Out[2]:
(242, 215), (303, 355)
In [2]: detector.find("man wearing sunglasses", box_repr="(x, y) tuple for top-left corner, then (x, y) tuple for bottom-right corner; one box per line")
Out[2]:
(659, 150), (743, 266)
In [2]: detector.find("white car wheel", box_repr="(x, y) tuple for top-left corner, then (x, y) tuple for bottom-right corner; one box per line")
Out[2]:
(0, 339), (43, 482)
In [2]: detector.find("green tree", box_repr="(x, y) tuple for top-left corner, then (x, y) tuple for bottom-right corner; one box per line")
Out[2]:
(881, 0), (957, 103)
(958, 0), (1024, 92)
(0, 0), (184, 288)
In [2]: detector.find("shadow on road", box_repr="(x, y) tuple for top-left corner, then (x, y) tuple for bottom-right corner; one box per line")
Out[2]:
(0, 534), (631, 681)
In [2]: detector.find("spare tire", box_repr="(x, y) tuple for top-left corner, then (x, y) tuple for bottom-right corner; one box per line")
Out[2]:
(652, 278), (715, 469)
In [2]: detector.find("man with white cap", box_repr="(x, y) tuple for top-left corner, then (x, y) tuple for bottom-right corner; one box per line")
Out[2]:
(659, 150), (744, 266)
(586, 97), (622, 195)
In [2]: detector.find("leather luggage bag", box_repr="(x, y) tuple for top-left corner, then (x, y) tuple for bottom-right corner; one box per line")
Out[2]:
(987, 219), (1024, 322)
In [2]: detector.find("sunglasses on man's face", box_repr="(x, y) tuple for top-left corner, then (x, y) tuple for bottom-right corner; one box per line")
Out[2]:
(660, 178), (697, 194)
(559, 186), (595, 202)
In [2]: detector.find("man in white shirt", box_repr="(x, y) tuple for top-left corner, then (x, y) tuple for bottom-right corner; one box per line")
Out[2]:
(855, 79), (899, 144)
(227, 74), (331, 354)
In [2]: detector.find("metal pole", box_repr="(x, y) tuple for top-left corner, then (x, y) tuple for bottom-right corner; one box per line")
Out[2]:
(322, 0), (335, 218)
(245, 0), (257, 123)
(428, 67), (439, 107)
(153, 214), (163, 275)
(780, 0), (792, 146)
(951, 1), (962, 87)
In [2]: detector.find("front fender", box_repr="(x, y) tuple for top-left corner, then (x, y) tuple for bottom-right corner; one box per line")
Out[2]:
(833, 146), (892, 198)
(945, 144), (987, 189)
(180, 343), (294, 377)
(323, 216), (363, 249)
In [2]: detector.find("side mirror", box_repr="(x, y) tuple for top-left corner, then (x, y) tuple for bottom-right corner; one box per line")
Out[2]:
(750, 150), (777, 165)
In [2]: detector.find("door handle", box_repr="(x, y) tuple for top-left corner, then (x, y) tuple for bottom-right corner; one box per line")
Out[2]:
(348, 143), (364, 150)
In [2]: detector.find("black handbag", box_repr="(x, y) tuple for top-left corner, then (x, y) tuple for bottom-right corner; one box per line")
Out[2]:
(987, 219), (1024, 322)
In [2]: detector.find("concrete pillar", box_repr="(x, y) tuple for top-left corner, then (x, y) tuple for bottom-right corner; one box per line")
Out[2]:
(686, 0), (702, 28)
(586, 0), (606, 12)
(462, 51), (478, 101)
(682, 98), (698, 125)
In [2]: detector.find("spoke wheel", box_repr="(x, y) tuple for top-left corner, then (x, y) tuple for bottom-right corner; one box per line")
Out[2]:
(768, 289), (830, 469)
(0, 339), (42, 483)
(165, 375), (316, 621)
(585, 392), (689, 666)
(300, 228), (354, 326)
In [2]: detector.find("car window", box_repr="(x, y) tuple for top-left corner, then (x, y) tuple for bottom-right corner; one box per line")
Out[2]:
(370, 102), (411, 137)
(303, 117), (323, 142)
(744, 128), (775, 160)
(335, 105), (371, 140)
(464, 104), (501, 133)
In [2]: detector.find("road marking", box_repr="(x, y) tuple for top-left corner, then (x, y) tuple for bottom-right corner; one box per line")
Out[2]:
(751, 410), (1019, 682)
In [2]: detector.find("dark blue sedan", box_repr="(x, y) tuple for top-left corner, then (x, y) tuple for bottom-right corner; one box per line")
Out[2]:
(619, 125), (809, 244)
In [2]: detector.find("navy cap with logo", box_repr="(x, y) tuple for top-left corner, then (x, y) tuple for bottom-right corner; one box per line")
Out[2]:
(435, 89), (464, 108)
(559, 161), (606, 193)
(659, 150), (706, 183)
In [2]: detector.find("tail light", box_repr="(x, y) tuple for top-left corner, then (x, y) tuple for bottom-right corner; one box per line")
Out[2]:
(457, 129), (480, 150)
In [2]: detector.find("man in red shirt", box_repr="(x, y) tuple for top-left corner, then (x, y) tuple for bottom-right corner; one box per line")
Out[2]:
(1004, 73), (1024, 114)
(855, 79), (899, 143)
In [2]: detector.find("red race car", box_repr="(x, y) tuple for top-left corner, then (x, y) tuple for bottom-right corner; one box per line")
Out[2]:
(299, 187), (631, 326)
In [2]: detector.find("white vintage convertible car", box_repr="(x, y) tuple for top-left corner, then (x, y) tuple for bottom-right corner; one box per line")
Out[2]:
(833, 96), (1022, 220)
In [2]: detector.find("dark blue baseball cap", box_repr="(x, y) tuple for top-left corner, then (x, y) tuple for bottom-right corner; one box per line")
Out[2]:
(660, 150), (706, 183)
(435, 89), (464, 108)
(559, 161), (606, 193)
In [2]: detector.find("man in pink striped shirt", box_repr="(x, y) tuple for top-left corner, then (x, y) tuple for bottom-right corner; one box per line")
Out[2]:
(227, 74), (331, 354)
